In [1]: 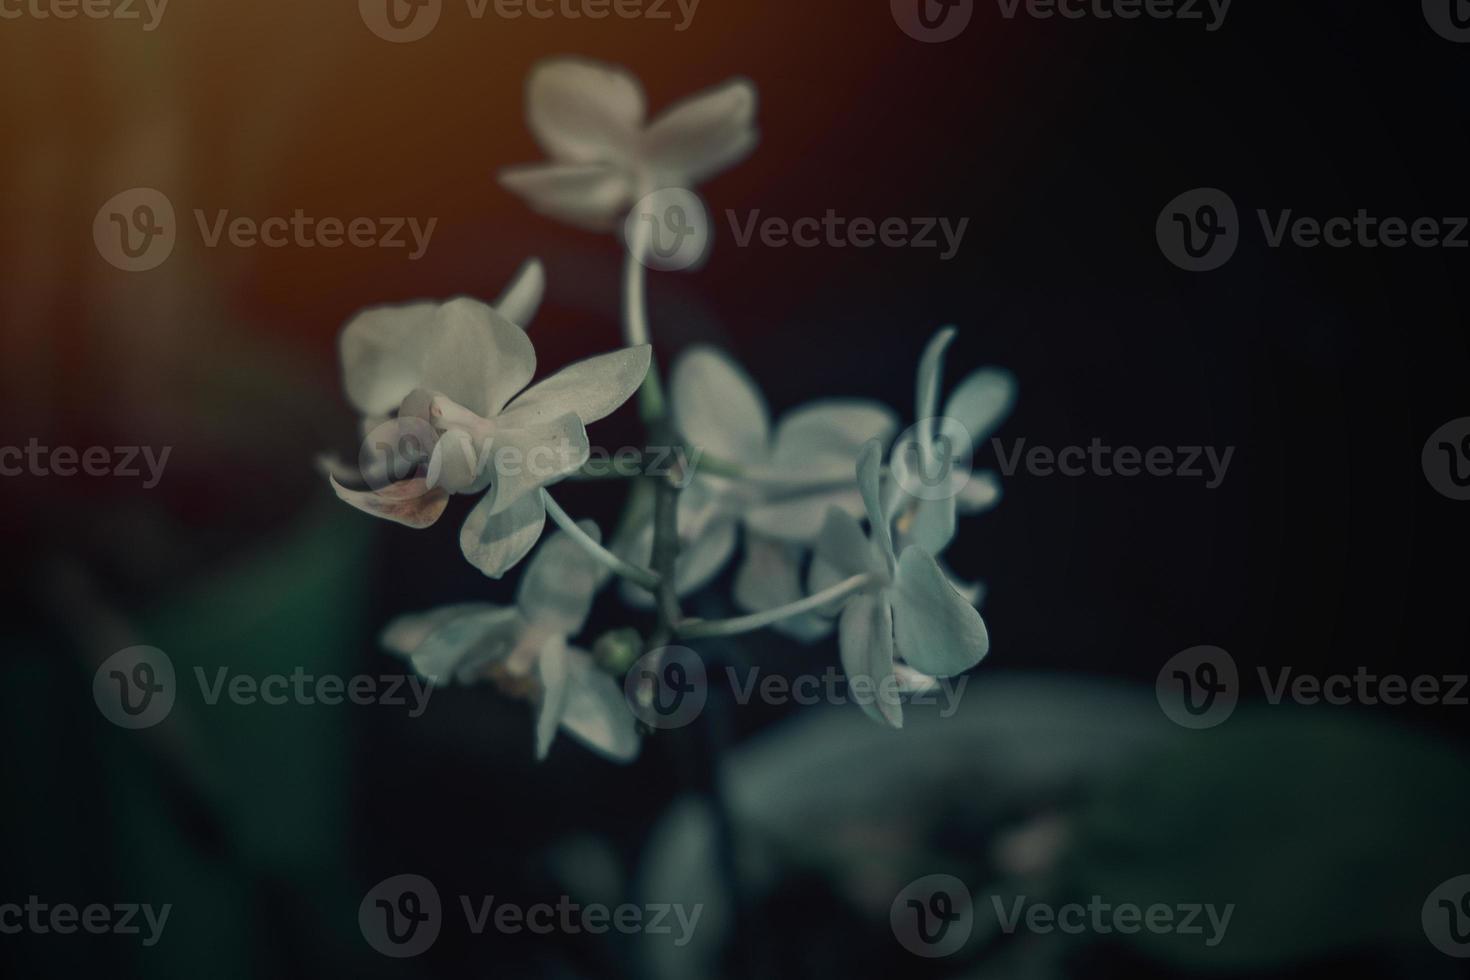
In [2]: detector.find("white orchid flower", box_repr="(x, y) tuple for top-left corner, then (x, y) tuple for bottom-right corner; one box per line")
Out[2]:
(381, 525), (640, 763)
(326, 261), (651, 578)
(812, 441), (991, 729)
(616, 345), (896, 617)
(499, 58), (758, 232)
(889, 326), (1016, 557)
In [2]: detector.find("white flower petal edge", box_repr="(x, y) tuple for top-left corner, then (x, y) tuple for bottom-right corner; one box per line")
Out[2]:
(329, 475), (448, 529)
(498, 162), (635, 233)
(891, 547), (990, 678)
(732, 536), (833, 643)
(502, 58), (759, 231)
(407, 606), (525, 683)
(643, 78), (759, 186)
(946, 367), (1018, 445)
(526, 58), (646, 165)
(535, 635), (572, 761)
(517, 519), (610, 637)
(500, 345), (652, 428)
(559, 649), (641, 762)
(461, 490), (547, 579)
(840, 593), (902, 729)
(671, 345), (769, 463)
(495, 258), (546, 330)
(341, 295), (537, 420)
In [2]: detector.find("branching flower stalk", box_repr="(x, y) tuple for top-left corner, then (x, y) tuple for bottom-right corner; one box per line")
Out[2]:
(321, 56), (1016, 763)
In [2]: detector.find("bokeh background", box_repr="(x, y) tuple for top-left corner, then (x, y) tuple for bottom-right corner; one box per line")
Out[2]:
(2, 1), (1468, 977)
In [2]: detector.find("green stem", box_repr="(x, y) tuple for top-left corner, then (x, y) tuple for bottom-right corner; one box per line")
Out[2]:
(624, 202), (667, 422)
(676, 574), (872, 640)
(541, 489), (660, 592)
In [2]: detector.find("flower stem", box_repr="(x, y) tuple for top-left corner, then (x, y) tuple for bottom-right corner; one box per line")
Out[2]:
(623, 209), (667, 422)
(540, 489), (660, 592)
(676, 574), (872, 640)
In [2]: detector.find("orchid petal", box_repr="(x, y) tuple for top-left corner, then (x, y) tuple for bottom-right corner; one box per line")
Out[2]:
(418, 298), (537, 418)
(839, 593), (902, 729)
(768, 400), (899, 477)
(957, 470), (1002, 514)
(810, 506), (875, 582)
(518, 521), (609, 636)
(560, 648), (640, 763)
(916, 327), (958, 445)
(910, 497), (958, 556)
(460, 488), (547, 579)
(500, 345), (651, 427)
(617, 483), (737, 606)
(406, 606), (525, 684)
(494, 258), (545, 330)
(381, 603), (499, 657)
(499, 161), (636, 232)
(643, 78), (759, 186)
(485, 412), (590, 516)
(894, 664), (941, 696)
(670, 346), (769, 463)
(527, 58), (645, 165)
(328, 475), (447, 529)
(733, 537), (832, 643)
(946, 367), (1017, 446)
(339, 300), (440, 418)
(892, 546), (990, 677)
(534, 634), (571, 761)
(856, 441), (895, 568)
(743, 488), (865, 545)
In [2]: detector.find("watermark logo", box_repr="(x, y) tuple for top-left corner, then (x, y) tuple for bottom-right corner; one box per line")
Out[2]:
(1162, 189), (1470, 270)
(893, 418), (976, 502)
(94, 191), (437, 271)
(891, 875), (974, 957)
(627, 188), (711, 272)
(892, 0), (974, 42)
(1156, 645), (1238, 729)
(1424, 875), (1470, 957)
(624, 646), (707, 730)
(1157, 187), (1239, 271)
(94, 188), (176, 272)
(360, 874), (442, 957)
(1424, 0), (1470, 42)
(1423, 418), (1470, 501)
(93, 646), (175, 729)
(360, 0), (442, 41)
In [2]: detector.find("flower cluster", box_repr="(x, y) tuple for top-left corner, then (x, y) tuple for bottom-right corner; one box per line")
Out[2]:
(321, 58), (1015, 760)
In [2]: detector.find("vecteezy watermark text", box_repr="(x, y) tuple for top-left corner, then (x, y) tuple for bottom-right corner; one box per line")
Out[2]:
(0, 441), (170, 488)
(93, 647), (433, 730)
(358, 874), (702, 958)
(623, 648), (971, 731)
(1156, 646), (1469, 730)
(94, 188), (437, 272)
(991, 895), (1234, 946)
(359, 0), (699, 43)
(995, 0), (1231, 31)
(992, 437), (1234, 489)
(0, 898), (171, 947)
(1158, 187), (1470, 271)
(0, 0), (168, 29)
(726, 210), (970, 262)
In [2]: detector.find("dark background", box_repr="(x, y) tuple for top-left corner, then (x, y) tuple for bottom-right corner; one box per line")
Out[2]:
(1, 1), (1468, 977)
